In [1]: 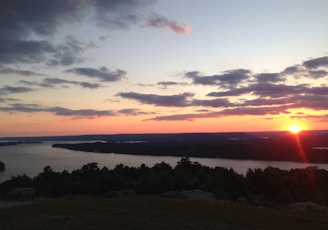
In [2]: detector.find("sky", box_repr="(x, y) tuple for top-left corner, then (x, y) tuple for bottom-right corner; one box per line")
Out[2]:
(1, 0), (328, 137)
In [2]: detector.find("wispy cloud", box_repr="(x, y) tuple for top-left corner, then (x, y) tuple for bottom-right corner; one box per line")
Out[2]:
(0, 86), (35, 95)
(303, 56), (328, 69)
(157, 81), (188, 89)
(0, 68), (46, 76)
(148, 105), (290, 121)
(145, 14), (191, 34)
(117, 92), (194, 107)
(0, 103), (115, 118)
(19, 78), (102, 89)
(0, 103), (153, 119)
(65, 67), (126, 82)
(185, 69), (251, 88)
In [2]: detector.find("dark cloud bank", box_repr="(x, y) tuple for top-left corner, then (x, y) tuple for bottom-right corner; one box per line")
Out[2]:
(0, 0), (189, 67)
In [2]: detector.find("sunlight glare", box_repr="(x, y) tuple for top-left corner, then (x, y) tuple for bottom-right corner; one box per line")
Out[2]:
(288, 124), (302, 134)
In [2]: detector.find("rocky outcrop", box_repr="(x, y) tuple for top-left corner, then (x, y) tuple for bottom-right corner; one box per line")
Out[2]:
(283, 202), (328, 212)
(7, 188), (36, 201)
(161, 189), (216, 200)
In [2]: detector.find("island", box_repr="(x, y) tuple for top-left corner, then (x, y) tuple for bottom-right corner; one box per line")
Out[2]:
(52, 131), (328, 163)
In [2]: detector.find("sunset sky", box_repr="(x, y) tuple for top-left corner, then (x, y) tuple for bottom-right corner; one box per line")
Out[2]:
(1, 0), (328, 137)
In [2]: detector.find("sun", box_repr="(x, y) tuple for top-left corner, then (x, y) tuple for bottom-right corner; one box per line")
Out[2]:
(288, 124), (302, 134)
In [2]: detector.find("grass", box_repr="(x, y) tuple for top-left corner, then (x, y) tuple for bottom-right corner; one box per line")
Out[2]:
(0, 196), (328, 230)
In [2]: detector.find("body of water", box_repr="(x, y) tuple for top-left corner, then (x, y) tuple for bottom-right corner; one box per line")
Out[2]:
(1, 142), (328, 182)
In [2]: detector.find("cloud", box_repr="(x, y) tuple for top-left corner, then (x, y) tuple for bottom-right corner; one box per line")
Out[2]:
(281, 65), (301, 75)
(19, 78), (102, 89)
(135, 83), (155, 87)
(308, 70), (328, 79)
(118, 108), (154, 116)
(0, 68), (46, 76)
(0, 103), (115, 118)
(237, 97), (291, 107)
(0, 36), (86, 66)
(147, 113), (208, 121)
(218, 106), (289, 116)
(207, 83), (308, 98)
(92, 0), (154, 29)
(148, 105), (290, 121)
(45, 36), (85, 66)
(43, 78), (102, 89)
(291, 94), (328, 110)
(305, 86), (328, 95)
(0, 39), (54, 64)
(192, 98), (232, 108)
(79, 82), (102, 89)
(145, 14), (191, 34)
(157, 81), (188, 89)
(117, 92), (194, 107)
(207, 88), (251, 97)
(281, 57), (328, 79)
(185, 69), (251, 88)
(255, 73), (283, 83)
(303, 56), (328, 69)
(65, 67), (126, 82)
(19, 80), (53, 88)
(50, 107), (115, 117)
(0, 86), (35, 95)
(0, 0), (189, 66)
(0, 102), (157, 119)
(143, 56), (328, 122)
(289, 113), (328, 122)
(117, 91), (232, 108)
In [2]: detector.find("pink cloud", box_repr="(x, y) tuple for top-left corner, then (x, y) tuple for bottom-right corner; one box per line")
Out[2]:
(145, 14), (191, 34)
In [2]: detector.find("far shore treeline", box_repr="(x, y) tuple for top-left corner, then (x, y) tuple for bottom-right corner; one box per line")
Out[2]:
(1, 158), (328, 207)
(51, 131), (328, 163)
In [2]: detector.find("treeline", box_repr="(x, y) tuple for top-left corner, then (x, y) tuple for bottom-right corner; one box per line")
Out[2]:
(1, 158), (328, 206)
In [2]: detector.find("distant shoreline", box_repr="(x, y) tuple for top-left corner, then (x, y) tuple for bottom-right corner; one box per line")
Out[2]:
(51, 131), (328, 163)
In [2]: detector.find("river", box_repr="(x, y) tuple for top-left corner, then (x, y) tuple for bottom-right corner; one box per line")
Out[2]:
(1, 141), (328, 182)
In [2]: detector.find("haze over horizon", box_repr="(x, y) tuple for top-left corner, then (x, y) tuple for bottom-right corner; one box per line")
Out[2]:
(1, 0), (328, 137)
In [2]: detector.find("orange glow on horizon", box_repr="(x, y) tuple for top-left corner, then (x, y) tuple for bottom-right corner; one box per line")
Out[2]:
(288, 124), (302, 134)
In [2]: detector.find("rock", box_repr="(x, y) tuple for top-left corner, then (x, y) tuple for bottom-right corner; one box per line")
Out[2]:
(161, 189), (215, 200)
(7, 187), (36, 201)
(283, 202), (328, 212)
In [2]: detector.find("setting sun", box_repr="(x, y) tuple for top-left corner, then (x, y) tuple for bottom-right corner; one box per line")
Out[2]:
(288, 124), (302, 134)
